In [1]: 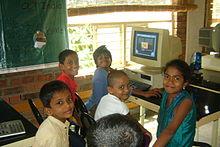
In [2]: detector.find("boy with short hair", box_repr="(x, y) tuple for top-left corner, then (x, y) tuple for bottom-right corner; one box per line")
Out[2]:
(57, 49), (79, 102)
(33, 80), (74, 147)
(85, 45), (113, 113)
(94, 70), (152, 143)
(87, 113), (144, 147)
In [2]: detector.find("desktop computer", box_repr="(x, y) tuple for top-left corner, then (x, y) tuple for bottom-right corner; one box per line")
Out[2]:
(124, 65), (163, 89)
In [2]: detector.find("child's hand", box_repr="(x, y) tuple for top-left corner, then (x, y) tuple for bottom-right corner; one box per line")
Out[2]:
(143, 88), (162, 98)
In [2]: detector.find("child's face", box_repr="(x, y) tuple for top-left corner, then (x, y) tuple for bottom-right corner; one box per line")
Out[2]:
(163, 66), (188, 98)
(108, 75), (130, 102)
(96, 53), (111, 68)
(60, 54), (79, 78)
(45, 89), (74, 123)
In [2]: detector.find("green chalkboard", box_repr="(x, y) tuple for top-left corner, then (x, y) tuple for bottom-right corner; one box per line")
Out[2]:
(0, 0), (68, 69)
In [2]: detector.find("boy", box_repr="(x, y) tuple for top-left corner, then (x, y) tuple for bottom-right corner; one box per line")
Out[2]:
(57, 49), (79, 102)
(85, 45), (113, 113)
(94, 70), (152, 141)
(86, 113), (144, 147)
(33, 80), (74, 147)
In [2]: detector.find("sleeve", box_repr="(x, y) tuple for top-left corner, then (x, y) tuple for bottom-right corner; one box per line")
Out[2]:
(85, 69), (108, 110)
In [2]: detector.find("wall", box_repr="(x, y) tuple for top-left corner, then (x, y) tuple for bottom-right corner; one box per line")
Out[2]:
(0, 67), (92, 124)
(185, 0), (206, 63)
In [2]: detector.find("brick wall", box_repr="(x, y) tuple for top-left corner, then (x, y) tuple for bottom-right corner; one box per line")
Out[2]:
(0, 67), (92, 125)
(177, 12), (187, 59)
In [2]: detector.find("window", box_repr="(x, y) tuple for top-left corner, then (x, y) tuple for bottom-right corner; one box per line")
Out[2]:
(210, 0), (220, 27)
(67, 11), (176, 74)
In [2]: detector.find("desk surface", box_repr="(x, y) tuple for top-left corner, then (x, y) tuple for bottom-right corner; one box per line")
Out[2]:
(0, 99), (37, 146)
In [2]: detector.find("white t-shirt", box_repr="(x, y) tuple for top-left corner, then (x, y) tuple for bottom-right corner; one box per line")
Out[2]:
(32, 116), (70, 147)
(94, 93), (129, 120)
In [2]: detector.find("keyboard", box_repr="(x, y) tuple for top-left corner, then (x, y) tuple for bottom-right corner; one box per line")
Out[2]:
(0, 120), (25, 139)
(130, 80), (151, 91)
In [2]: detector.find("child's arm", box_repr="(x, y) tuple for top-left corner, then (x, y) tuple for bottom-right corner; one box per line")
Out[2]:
(127, 113), (152, 141)
(153, 98), (193, 147)
(132, 88), (162, 98)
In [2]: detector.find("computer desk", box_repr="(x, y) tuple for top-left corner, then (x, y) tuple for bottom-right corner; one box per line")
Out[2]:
(128, 83), (220, 147)
(0, 99), (37, 146)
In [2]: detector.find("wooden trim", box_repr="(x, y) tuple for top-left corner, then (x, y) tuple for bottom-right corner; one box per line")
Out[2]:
(12, 99), (43, 113)
(68, 5), (197, 16)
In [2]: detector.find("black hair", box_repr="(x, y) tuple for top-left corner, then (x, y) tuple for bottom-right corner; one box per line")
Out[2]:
(164, 59), (191, 82)
(86, 113), (144, 147)
(93, 45), (112, 66)
(39, 80), (71, 108)
(107, 70), (128, 87)
(58, 49), (77, 64)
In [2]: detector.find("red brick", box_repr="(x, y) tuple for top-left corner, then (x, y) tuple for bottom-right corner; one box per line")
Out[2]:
(36, 81), (48, 89)
(1, 97), (10, 103)
(24, 84), (36, 92)
(37, 73), (53, 81)
(6, 71), (26, 77)
(10, 78), (23, 85)
(0, 79), (7, 87)
(9, 95), (21, 104)
(3, 86), (23, 95)
(23, 76), (35, 83)
(25, 69), (43, 75)
(21, 92), (39, 100)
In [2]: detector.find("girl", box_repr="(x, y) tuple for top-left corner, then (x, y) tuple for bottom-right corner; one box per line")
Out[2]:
(154, 59), (196, 147)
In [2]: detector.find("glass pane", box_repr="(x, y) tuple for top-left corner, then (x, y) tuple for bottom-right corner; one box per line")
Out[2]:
(97, 27), (122, 66)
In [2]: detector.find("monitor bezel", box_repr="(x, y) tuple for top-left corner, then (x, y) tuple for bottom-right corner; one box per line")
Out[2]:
(132, 30), (159, 61)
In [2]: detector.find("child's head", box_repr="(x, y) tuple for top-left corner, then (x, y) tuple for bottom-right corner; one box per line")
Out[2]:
(39, 80), (74, 123)
(58, 49), (79, 78)
(107, 70), (130, 102)
(86, 113), (144, 147)
(163, 59), (191, 96)
(93, 45), (112, 68)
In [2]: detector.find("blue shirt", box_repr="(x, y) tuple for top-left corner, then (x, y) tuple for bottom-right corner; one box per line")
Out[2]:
(85, 67), (108, 110)
(156, 90), (196, 147)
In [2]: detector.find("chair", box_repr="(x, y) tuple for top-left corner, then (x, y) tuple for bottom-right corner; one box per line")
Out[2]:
(74, 93), (88, 114)
(28, 98), (44, 125)
(74, 93), (96, 138)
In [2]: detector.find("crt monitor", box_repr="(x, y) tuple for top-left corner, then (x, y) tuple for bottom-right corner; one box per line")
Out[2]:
(199, 23), (220, 53)
(130, 27), (182, 69)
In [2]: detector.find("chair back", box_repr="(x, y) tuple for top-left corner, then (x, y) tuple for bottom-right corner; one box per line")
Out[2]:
(75, 93), (88, 114)
(74, 93), (96, 138)
(28, 99), (44, 125)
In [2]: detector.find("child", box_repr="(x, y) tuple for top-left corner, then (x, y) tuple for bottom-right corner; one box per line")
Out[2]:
(85, 45), (113, 112)
(86, 113), (144, 147)
(33, 80), (74, 147)
(94, 70), (152, 142)
(153, 59), (196, 147)
(57, 49), (79, 102)
(85, 45), (161, 113)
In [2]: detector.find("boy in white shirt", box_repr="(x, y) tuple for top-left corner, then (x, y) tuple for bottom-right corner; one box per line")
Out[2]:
(33, 80), (74, 147)
(94, 70), (152, 141)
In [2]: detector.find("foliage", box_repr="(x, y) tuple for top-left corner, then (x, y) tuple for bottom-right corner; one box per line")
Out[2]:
(68, 25), (95, 69)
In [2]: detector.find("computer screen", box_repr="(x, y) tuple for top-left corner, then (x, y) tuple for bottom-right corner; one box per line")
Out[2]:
(133, 31), (158, 60)
(130, 27), (182, 70)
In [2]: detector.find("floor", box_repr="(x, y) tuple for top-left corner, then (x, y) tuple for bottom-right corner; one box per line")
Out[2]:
(131, 109), (220, 147)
